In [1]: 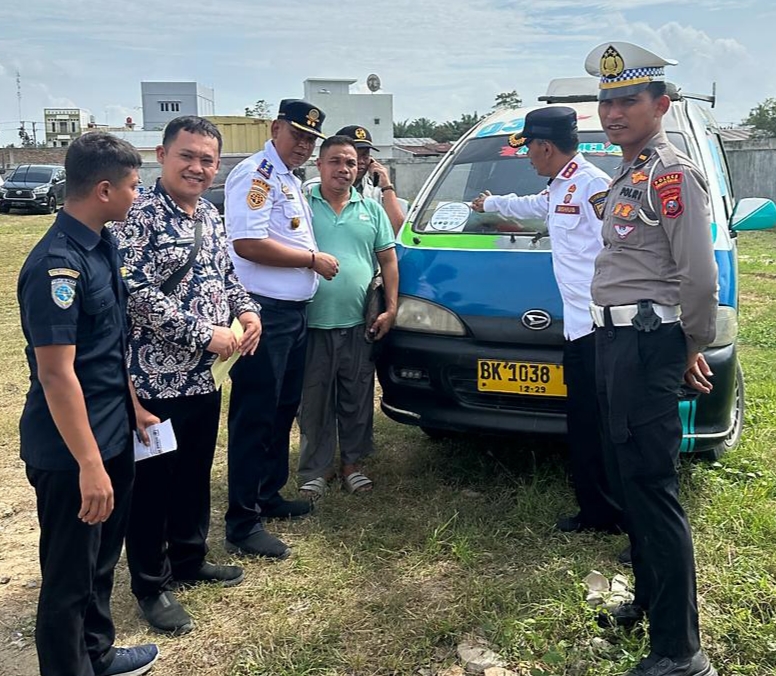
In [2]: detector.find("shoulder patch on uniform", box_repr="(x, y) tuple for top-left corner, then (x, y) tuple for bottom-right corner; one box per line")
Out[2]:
(251, 178), (271, 194)
(561, 162), (578, 179)
(633, 149), (653, 168)
(47, 267), (80, 279)
(555, 204), (580, 215)
(652, 172), (683, 191)
(51, 278), (76, 309)
(659, 187), (684, 219)
(631, 171), (649, 184)
(257, 159), (274, 180)
(588, 190), (608, 220)
(247, 188), (268, 210)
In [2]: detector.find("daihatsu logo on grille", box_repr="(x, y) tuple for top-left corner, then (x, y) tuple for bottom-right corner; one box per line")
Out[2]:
(521, 309), (552, 330)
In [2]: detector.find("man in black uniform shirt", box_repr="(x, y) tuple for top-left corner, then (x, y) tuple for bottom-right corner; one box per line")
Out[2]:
(17, 132), (158, 676)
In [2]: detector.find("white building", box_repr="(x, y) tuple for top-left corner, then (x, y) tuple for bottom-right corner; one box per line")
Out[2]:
(44, 108), (93, 147)
(141, 82), (215, 131)
(303, 77), (394, 157)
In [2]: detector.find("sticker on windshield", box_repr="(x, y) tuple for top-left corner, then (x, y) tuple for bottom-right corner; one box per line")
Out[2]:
(429, 202), (471, 231)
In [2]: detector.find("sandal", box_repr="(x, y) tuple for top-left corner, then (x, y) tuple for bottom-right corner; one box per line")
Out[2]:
(342, 471), (373, 495)
(299, 476), (330, 501)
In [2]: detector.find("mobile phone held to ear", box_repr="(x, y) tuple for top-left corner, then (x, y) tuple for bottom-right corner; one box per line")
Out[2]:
(373, 171), (380, 187)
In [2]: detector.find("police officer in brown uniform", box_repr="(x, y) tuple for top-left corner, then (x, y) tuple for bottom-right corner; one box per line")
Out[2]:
(585, 42), (718, 676)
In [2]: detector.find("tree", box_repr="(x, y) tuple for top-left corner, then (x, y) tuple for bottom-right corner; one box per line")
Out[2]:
(405, 117), (437, 138)
(743, 98), (776, 137)
(493, 90), (522, 110)
(432, 112), (485, 142)
(245, 99), (272, 119)
(393, 119), (412, 137)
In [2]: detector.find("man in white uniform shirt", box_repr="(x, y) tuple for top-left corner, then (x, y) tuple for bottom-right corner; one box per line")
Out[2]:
(224, 99), (339, 558)
(472, 106), (623, 535)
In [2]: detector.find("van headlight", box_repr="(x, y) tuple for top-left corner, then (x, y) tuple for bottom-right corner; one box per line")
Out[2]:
(395, 297), (466, 336)
(708, 306), (738, 347)
(33, 185), (51, 195)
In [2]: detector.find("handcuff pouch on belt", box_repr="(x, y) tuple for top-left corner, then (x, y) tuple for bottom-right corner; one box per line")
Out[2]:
(630, 299), (662, 333)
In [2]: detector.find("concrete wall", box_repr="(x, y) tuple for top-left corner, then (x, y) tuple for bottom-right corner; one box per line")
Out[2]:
(0, 147), (68, 171)
(725, 138), (776, 203)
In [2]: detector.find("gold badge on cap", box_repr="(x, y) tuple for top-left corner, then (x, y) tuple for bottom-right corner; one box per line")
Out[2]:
(306, 108), (320, 127)
(355, 128), (367, 140)
(601, 45), (625, 78)
(508, 133), (525, 148)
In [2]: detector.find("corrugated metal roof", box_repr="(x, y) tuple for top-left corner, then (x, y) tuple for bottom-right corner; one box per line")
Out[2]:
(719, 127), (754, 142)
(393, 137), (437, 146)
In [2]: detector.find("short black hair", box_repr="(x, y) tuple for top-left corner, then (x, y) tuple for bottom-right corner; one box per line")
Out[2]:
(645, 81), (668, 99)
(319, 135), (357, 156)
(65, 132), (142, 199)
(162, 116), (223, 153)
(553, 133), (579, 155)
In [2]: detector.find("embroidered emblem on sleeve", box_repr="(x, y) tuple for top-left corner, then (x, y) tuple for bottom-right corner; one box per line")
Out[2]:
(659, 187), (684, 218)
(47, 267), (80, 279)
(247, 188), (267, 210)
(588, 190), (608, 220)
(51, 278), (76, 309)
(257, 159), (274, 180)
(652, 172), (683, 191)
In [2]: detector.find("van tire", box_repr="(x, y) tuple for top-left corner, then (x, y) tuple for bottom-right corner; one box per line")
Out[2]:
(696, 361), (744, 462)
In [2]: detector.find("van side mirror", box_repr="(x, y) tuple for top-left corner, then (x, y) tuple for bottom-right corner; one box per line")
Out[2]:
(730, 197), (776, 232)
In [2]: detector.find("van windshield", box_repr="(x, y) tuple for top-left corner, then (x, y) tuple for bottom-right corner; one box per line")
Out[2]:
(7, 167), (54, 184)
(412, 131), (688, 240)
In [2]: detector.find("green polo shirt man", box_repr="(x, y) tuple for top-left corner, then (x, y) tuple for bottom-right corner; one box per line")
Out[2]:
(297, 135), (398, 498)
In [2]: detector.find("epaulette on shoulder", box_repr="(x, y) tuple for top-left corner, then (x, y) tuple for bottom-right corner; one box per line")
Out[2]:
(632, 148), (653, 169)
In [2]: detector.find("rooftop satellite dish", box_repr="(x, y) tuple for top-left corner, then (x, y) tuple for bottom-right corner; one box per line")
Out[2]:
(366, 74), (381, 92)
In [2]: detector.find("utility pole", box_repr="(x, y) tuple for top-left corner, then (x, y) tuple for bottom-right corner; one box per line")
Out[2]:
(16, 71), (22, 125)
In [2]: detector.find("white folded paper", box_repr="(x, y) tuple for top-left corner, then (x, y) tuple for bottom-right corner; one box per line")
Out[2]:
(133, 419), (178, 462)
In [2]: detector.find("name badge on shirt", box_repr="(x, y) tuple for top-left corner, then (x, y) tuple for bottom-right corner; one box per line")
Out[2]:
(281, 184), (295, 201)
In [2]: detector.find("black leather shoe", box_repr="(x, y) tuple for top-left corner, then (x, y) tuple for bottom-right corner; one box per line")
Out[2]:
(597, 602), (645, 629)
(138, 590), (194, 635)
(260, 498), (313, 521)
(174, 561), (245, 588)
(618, 545), (633, 566)
(627, 650), (718, 676)
(225, 530), (291, 559)
(555, 512), (622, 535)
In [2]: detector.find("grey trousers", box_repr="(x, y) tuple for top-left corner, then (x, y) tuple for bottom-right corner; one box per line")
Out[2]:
(298, 325), (375, 482)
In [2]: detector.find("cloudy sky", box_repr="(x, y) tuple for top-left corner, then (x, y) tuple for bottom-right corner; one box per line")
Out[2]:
(0, 0), (771, 146)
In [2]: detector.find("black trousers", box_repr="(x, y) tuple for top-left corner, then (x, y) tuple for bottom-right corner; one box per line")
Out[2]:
(125, 391), (221, 600)
(563, 331), (623, 530)
(26, 444), (134, 676)
(225, 296), (308, 542)
(596, 321), (700, 658)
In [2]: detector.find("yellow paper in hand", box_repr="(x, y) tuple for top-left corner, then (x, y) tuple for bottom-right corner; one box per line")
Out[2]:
(210, 318), (244, 390)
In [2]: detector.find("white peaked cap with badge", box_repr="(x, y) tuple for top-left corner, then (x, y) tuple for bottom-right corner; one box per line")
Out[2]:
(585, 41), (678, 100)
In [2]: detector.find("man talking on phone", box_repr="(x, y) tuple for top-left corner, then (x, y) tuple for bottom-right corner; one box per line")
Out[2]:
(334, 125), (405, 234)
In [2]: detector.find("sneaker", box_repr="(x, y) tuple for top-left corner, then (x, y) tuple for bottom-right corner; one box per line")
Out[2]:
(597, 602), (645, 630)
(138, 591), (194, 635)
(225, 529), (291, 559)
(102, 643), (159, 676)
(259, 497), (313, 521)
(627, 650), (718, 676)
(174, 561), (245, 588)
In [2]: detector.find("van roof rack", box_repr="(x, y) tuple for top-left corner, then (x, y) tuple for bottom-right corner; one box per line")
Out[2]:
(538, 77), (715, 107)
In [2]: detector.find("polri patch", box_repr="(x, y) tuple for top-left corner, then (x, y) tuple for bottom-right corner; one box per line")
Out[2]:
(561, 162), (578, 179)
(619, 186), (643, 200)
(555, 204), (580, 214)
(660, 187), (684, 218)
(47, 267), (80, 279)
(652, 172), (683, 191)
(614, 224), (635, 239)
(589, 191), (608, 220)
(51, 278), (76, 309)
(257, 159), (274, 180)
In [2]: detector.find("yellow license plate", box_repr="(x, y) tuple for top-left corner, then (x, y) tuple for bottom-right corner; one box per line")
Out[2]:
(477, 360), (566, 397)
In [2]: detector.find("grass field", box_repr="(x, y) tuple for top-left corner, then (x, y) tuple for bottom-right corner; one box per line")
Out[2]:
(1, 213), (775, 676)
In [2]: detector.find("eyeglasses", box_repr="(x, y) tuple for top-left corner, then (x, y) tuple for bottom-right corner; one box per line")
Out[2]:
(287, 125), (316, 147)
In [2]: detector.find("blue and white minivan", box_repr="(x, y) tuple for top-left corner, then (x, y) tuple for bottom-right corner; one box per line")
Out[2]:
(376, 77), (776, 460)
